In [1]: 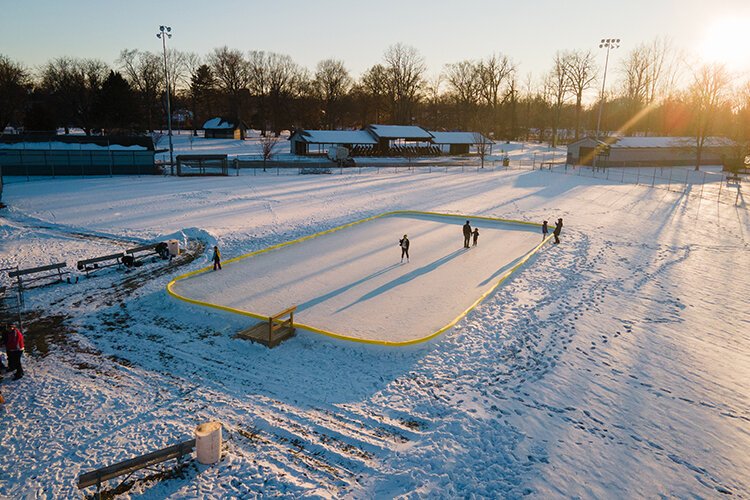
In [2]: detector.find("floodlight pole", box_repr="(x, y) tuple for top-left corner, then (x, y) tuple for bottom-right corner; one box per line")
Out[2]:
(157, 25), (174, 175)
(595, 38), (620, 139)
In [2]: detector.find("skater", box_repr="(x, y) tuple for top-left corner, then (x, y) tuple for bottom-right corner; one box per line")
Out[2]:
(399, 234), (410, 262)
(553, 218), (563, 244)
(5, 323), (24, 380)
(472, 227), (479, 246)
(212, 245), (222, 270)
(542, 220), (548, 240)
(463, 220), (472, 248)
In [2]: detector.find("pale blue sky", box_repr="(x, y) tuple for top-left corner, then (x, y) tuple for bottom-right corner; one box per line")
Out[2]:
(2, 0), (749, 83)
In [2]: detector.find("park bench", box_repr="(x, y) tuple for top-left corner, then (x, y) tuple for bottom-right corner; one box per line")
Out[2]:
(726, 174), (742, 185)
(77, 438), (195, 498)
(7, 262), (70, 290)
(76, 252), (125, 277)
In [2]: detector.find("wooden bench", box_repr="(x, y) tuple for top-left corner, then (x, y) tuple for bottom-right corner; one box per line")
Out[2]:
(237, 306), (297, 347)
(78, 439), (195, 498)
(7, 262), (69, 289)
(76, 252), (125, 277)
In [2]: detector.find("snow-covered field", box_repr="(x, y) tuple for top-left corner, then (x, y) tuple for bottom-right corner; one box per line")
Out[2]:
(0, 142), (748, 498)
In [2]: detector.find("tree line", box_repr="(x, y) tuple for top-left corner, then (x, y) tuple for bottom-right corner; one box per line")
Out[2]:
(1, 40), (748, 151)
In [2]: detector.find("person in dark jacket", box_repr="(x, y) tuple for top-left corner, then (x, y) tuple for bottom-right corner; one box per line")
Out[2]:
(553, 218), (563, 244)
(212, 245), (222, 270)
(399, 234), (410, 263)
(5, 324), (24, 380)
(472, 227), (479, 246)
(463, 220), (472, 248)
(542, 220), (549, 240)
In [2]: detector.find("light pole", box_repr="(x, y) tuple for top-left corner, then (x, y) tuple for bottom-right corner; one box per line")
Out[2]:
(595, 38), (620, 139)
(157, 25), (174, 175)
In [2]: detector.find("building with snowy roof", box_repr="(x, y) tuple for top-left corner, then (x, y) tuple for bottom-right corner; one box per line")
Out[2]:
(567, 136), (737, 167)
(429, 131), (494, 155)
(289, 125), (491, 157)
(202, 117), (247, 140)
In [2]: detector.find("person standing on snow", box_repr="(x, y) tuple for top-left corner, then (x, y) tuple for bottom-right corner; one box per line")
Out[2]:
(399, 234), (410, 263)
(553, 218), (563, 244)
(542, 220), (549, 240)
(472, 227), (479, 246)
(463, 220), (472, 248)
(5, 323), (24, 380)
(212, 245), (222, 270)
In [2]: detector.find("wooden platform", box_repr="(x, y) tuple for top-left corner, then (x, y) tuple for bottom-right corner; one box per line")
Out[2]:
(236, 322), (295, 347)
(236, 306), (297, 348)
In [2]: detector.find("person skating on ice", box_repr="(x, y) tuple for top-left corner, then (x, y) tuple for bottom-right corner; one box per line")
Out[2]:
(472, 227), (479, 246)
(399, 234), (410, 262)
(212, 245), (222, 270)
(542, 220), (548, 240)
(463, 220), (472, 248)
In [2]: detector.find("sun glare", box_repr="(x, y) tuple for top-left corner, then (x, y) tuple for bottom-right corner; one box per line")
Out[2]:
(699, 18), (750, 71)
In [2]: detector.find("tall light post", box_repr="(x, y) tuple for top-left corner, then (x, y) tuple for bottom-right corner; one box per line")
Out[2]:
(595, 38), (620, 139)
(157, 25), (174, 175)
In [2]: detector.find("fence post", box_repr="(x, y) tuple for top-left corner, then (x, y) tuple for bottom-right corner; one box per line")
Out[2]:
(736, 186), (740, 206)
(667, 168), (672, 191)
(698, 171), (706, 199)
(651, 169), (656, 187)
(636, 170), (640, 185)
(717, 176), (723, 201)
(684, 169), (689, 191)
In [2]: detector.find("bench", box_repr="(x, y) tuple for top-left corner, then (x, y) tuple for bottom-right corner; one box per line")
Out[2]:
(78, 439), (195, 497)
(7, 262), (70, 289)
(726, 174), (742, 185)
(76, 252), (125, 277)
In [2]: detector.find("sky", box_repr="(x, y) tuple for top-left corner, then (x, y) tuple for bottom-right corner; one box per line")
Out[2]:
(2, 0), (749, 86)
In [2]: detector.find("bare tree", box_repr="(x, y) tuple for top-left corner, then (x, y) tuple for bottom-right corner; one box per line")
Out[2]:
(359, 63), (389, 123)
(383, 43), (426, 123)
(0, 55), (31, 132)
(266, 52), (306, 135)
(444, 60), (480, 128)
(546, 53), (570, 147)
(564, 50), (597, 140)
(208, 46), (249, 135)
(118, 49), (163, 131)
(473, 131), (492, 168)
(477, 53), (515, 109)
(259, 134), (280, 171)
(313, 59), (352, 128)
(40, 57), (109, 134)
(689, 63), (732, 170)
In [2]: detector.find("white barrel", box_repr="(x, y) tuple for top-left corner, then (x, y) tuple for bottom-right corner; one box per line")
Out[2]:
(167, 239), (180, 256)
(195, 421), (222, 464)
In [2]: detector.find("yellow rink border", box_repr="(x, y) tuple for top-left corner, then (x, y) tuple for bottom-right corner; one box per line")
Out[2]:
(167, 210), (552, 346)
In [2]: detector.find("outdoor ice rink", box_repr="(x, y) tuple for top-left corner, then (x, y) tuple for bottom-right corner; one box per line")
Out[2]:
(170, 212), (545, 343)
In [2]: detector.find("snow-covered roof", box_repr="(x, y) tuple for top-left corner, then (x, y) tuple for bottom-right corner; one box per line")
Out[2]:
(367, 125), (433, 140)
(292, 130), (378, 145)
(609, 136), (734, 149)
(429, 131), (494, 145)
(202, 117), (239, 130)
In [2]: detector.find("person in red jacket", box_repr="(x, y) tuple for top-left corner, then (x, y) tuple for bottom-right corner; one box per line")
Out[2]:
(5, 324), (24, 380)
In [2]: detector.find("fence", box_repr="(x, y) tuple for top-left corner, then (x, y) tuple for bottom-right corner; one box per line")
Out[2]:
(0, 149), (158, 177)
(539, 162), (745, 207)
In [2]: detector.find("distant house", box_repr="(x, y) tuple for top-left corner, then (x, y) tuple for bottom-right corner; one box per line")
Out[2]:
(567, 136), (737, 167)
(202, 118), (247, 140)
(429, 131), (494, 155)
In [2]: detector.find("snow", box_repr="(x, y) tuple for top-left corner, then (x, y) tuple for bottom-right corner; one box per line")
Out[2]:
(366, 124), (433, 139)
(171, 213), (543, 343)
(429, 131), (491, 145)
(0, 141), (748, 498)
(293, 129), (378, 145)
(201, 118), (236, 130)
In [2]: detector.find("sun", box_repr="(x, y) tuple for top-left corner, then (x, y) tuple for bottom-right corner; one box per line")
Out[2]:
(699, 17), (750, 71)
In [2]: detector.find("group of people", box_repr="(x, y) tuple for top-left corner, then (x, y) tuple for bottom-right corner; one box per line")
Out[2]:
(400, 217), (563, 262)
(542, 218), (564, 244)
(0, 323), (25, 381)
(462, 221), (479, 248)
